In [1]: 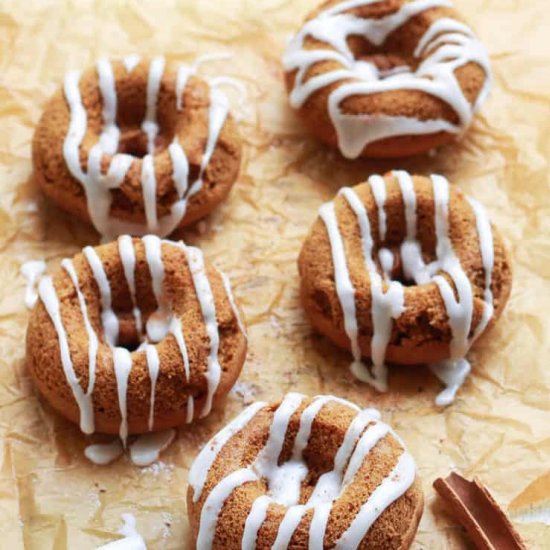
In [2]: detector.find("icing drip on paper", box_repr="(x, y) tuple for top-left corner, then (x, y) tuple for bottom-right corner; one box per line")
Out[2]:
(96, 513), (147, 550)
(62, 55), (233, 238)
(129, 429), (176, 467)
(190, 394), (416, 549)
(85, 439), (124, 465)
(283, 0), (491, 158)
(85, 429), (176, 467)
(39, 236), (243, 463)
(319, 171), (496, 404)
(21, 259), (46, 309)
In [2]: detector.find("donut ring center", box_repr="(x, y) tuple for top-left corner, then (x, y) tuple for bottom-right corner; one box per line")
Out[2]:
(85, 61), (179, 160)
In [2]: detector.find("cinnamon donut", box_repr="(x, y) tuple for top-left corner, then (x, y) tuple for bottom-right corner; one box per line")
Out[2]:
(283, 0), (491, 158)
(32, 56), (242, 238)
(299, 172), (512, 398)
(187, 393), (423, 549)
(26, 236), (247, 438)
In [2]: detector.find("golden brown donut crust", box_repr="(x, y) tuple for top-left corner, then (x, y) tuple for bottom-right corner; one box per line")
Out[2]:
(285, 1), (489, 158)
(187, 396), (423, 549)
(299, 174), (512, 365)
(32, 58), (242, 232)
(26, 238), (247, 434)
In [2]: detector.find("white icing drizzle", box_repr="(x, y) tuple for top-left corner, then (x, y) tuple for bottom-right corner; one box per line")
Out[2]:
(62, 56), (232, 238)
(219, 269), (247, 339)
(283, 0), (491, 158)
(37, 276), (96, 434)
(186, 394), (194, 424)
(142, 56), (165, 155)
(191, 394), (415, 550)
(38, 237), (241, 461)
(197, 468), (259, 549)
(431, 175), (474, 359)
(182, 245), (222, 418)
(467, 197), (495, 340)
(142, 235), (171, 342)
(97, 58), (119, 154)
(318, 202), (369, 388)
(122, 54), (141, 73)
(145, 345), (160, 431)
(61, 258), (98, 434)
(187, 87), (230, 199)
(169, 316), (191, 383)
(96, 513), (147, 550)
(21, 259), (46, 309)
(318, 171), (496, 404)
(340, 184), (404, 392)
(118, 236), (142, 334)
(334, 452), (416, 549)
(113, 347), (132, 446)
(84, 246), (119, 345)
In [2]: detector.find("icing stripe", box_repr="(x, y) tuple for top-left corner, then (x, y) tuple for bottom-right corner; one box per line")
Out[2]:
(143, 235), (169, 342)
(189, 401), (267, 502)
(340, 186), (404, 390)
(334, 452), (416, 549)
(319, 202), (367, 385)
(183, 245), (223, 418)
(112, 347), (132, 446)
(38, 276), (94, 434)
(242, 495), (271, 550)
(123, 54), (141, 73)
(197, 469), (258, 549)
(83, 246), (119, 345)
(61, 259), (98, 434)
(219, 269), (247, 339)
(142, 56), (165, 155)
(468, 197), (495, 340)
(118, 235), (143, 334)
(431, 175), (474, 359)
(145, 344), (160, 431)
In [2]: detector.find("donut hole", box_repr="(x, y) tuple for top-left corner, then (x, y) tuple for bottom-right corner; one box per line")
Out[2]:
(116, 317), (146, 352)
(104, 72), (179, 158)
(346, 35), (418, 79)
(116, 129), (151, 158)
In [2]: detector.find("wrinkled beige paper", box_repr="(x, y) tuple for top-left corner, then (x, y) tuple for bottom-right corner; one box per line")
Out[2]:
(0, 0), (549, 548)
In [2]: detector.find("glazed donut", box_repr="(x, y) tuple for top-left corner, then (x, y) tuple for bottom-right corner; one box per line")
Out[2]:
(26, 236), (247, 437)
(32, 56), (242, 238)
(187, 393), (423, 549)
(299, 172), (512, 394)
(283, 0), (491, 158)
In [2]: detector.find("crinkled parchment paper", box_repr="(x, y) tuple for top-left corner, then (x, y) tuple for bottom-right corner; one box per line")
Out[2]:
(0, 0), (549, 548)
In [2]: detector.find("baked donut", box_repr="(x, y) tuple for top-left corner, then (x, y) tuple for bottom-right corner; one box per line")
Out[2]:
(283, 0), (491, 158)
(299, 172), (512, 397)
(32, 56), (242, 238)
(26, 235), (247, 438)
(187, 393), (423, 549)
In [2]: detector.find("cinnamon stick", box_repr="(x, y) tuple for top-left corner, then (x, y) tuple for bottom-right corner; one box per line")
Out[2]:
(433, 472), (527, 550)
